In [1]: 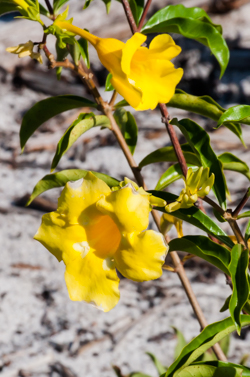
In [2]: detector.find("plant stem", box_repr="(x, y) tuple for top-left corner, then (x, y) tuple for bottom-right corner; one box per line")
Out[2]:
(138, 0), (152, 31)
(232, 187), (250, 218)
(44, 0), (54, 16)
(121, 0), (138, 34)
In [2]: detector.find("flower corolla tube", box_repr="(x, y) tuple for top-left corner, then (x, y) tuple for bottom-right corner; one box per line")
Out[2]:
(35, 173), (168, 312)
(165, 167), (215, 213)
(54, 20), (183, 111)
(6, 40), (43, 64)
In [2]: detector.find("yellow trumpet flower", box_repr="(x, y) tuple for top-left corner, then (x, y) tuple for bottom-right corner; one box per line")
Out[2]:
(160, 213), (184, 238)
(35, 173), (168, 312)
(54, 20), (183, 111)
(165, 167), (215, 213)
(6, 41), (43, 64)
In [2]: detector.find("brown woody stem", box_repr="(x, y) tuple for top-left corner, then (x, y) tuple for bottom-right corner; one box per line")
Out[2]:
(232, 187), (250, 218)
(44, 0), (54, 16)
(138, 0), (152, 31)
(121, 0), (138, 34)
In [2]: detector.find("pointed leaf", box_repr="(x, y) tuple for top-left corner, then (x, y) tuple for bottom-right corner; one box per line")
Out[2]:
(219, 153), (250, 180)
(53, 0), (69, 13)
(0, 2), (19, 16)
(27, 170), (119, 206)
(165, 315), (250, 377)
(150, 190), (234, 248)
(245, 219), (250, 241)
(171, 118), (227, 210)
(139, 144), (201, 169)
(146, 353), (167, 375)
(141, 4), (229, 77)
(169, 236), (231, 275)
(101, 0), (111, 13)
(175, 364), (244, 377)
(228, 244), (249, 334)
(51, 113), (111, 171)
(114, 108), (138, 154)
(192, 361), (250, 377)
(20, 95), (97, 150)
(217, 105), (250, 127)
(76, 36), (90, 68)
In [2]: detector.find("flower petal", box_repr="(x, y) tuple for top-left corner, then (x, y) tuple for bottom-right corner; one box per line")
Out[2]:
(115, 230), (168, 282)
(149, 34), (182, 60)
(57, 172), (111, 224)
(111, 75), (142, 109)
(65, 253), (120, 312)
(121, 32), (146, 75)
(96, 184), (150, 232)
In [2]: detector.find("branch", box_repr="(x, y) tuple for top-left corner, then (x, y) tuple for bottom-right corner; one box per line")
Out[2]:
(44, 0), (54, 16)
(121, 0), (137, 34)
(232, 187), (250, 218)
(138, 0), (152, 31)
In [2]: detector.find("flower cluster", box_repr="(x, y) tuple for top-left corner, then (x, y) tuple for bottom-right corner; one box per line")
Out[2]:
(35, 173), (168, 312)
(165, 167), (215, 212)
(54, 19), (183, 111)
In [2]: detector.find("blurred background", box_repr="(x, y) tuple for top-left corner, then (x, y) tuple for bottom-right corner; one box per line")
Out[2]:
(1, 0), (250, 376)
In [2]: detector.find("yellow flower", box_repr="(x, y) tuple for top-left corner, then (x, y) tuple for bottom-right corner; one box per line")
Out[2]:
(165, 167), (215, 213)
(34, 173), (168, 312)
(160, 213), (183, 238)
(54, 20), (183, 111)
(6, 41), (43, 64)
(12, 0), (29, 11)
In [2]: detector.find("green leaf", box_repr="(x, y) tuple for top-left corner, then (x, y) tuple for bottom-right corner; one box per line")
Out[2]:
(130, 374), (152, 377)
(27, 170), (119, 206)
(155, 164), (198, 191)
(228, 244), (249, 334)
(115, 0), (144, 25)
(139, 144), (201, 169)
(83, 0), (93, 9)
(0, 1), (18, 16)
(105, 73), (115, 92)
(150, 190), (234, 248)
(114, 108), (138, 154)
(237, 211), (250, 220)
(76, 35), (90, 68)
(165, 315), (250, 377)
(101, 0), (111, 13)
(245, 219), (250, 242)
(53, 0), (69, 13)
(51, 113), (111, 171)
(219, 334), (230, 358)
(141, 4), (229, 77)
(171, 118), (227, 210)
(175, 364), (244, 377)
(192, 361), (250, 377)
(146, 353), (167, 375)
(20, 95), (97, 150)
(219, 153), (250, 180)
(217, 105), (250, 127)
(167, 90), (245, 145)
(173, 328), (187, 360)
(169, 236), (231, 275)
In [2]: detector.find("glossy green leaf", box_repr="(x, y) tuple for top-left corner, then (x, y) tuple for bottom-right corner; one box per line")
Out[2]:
(83, 0), (93, 9)
(169, 236), (231, 275)
(27, 170), (119, 206)
(141, 4), (229, 77)
(219, 153), (250, 180)
(139, 144), (201, 169)
(244, 219), (250, 242)
(167, 90), (245, 145)
(105, 73), (115, 91)
(171, 118), (227, 210)
(31, 0), (50, 16)
(173, 328), (187, 360)
(165, 315), (250, 377)
(192, 361), (250, 377)
(155, 164), (198, 191)
(101, 0), (111, 13)
(217, 105), (250, 127)
(146, 353), (167, 375)
(219, 334), (230, 358)
(76, 36), (90, 68)
(238, 211), (250, 220)
(150, 190), (234, 248)
(20, 95), (97, 150)
(228, 244), (249, 334)
(114, 108), (138, 154)
(51, 113), (111, 171)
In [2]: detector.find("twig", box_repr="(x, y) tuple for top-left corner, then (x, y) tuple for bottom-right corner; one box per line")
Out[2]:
(232, 187), (250, 218)
(121, 0), (138, 34)
(44, 0), (54, 16)
(109, 91), (118, 107)
(138, 0), (152, 31)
